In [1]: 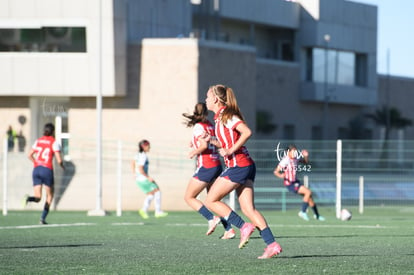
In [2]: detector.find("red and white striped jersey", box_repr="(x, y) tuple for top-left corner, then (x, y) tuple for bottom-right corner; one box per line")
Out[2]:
(214, 107), (253, 168)
(31, 136), (61, 169)
(192, 121), (221, 168)
(278, 156), (298, 186)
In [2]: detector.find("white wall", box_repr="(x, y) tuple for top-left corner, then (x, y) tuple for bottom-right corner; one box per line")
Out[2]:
(0, 0), (126, 97)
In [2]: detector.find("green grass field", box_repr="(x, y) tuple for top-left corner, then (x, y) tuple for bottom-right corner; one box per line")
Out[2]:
(1, 207), (413, 274)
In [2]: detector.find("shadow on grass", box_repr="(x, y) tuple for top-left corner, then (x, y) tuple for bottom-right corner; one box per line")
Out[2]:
(0, 243), (103, 249)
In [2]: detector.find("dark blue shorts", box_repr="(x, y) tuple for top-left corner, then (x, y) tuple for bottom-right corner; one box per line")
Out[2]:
(286, 180), (302, 194)
(32, 166), (54, 187)
(220, 163), (256, 184)
(193, 165), (222, 183)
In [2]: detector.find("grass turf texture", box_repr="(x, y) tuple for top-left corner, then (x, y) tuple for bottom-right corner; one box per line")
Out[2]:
(0, 207), (413, 274)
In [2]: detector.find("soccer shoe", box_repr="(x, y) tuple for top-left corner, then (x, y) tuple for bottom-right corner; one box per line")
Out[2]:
(314, 214), (326, 221)
(39, 220), (48, 225)
(220, 228), (236, 240)
(238, 222), (255, 249)
(154, 211), (168, 218)
(206, 216), (221, 235)
(258, 242), (283, 259)
(21, 194), (29, 208)
(298, 211), (310, 221)
(138, 209), (149, 219)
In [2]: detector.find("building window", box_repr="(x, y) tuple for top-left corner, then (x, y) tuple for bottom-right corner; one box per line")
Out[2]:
(0, 27), (87, 52)
(355, 53), (368, 86)
(311, 125), (322, 140)
(337, 127), (348, 139)
(283, 124), (295, 140)
(216, 18), (295, 61)
(280, 41), (294, 61)
(363, 128), (373, 139)
(307, 47), (364, 87)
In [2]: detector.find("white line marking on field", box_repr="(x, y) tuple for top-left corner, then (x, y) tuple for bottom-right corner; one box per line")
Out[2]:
(112, 222), (145, 226)
(165, 223), (393, 229)
(268, 224), (393, 229)
(0, 222), (395, 230)
(166, 223), (206, 227)
(0, 223), (96, 230)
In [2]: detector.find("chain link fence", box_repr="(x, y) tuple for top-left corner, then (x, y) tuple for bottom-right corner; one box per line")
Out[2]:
(2, 138), (414, 213)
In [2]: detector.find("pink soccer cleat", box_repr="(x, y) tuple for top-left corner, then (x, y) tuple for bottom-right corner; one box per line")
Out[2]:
(220, 228), (236, 240)
(238, 222), (255, 249)
(258, 242), (283, 259)
(206, 216), (221, 235)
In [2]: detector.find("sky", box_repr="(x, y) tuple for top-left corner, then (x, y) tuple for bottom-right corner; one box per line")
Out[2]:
(352, 0), (413, 78)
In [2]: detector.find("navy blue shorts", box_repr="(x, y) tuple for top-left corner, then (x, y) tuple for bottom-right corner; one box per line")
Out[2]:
(193, 165), (222, 183)
(32, 166), (54, 187)
(220, 163), (256, 184)
(286, 180), (302, 194)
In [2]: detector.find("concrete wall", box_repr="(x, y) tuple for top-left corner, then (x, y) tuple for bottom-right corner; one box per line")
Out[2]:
(0, 0), (126, 97)
(2, 39), (414, 212)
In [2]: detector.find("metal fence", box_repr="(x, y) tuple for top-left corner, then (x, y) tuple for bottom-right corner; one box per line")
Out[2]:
(2, 138), (414, 213)
(248, 139), (414, 211)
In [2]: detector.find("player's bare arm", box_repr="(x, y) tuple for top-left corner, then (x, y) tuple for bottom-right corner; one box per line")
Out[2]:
(218, 122), (251, 157)
(300, 149), (309, 164)
(274, 165), (285, 179)
(201, 132), (221, 148)
(138, 165), (153, 182)
(54, 151), (65, 170)
(28, 148), (36, 163)
(188, 136), (208, 159)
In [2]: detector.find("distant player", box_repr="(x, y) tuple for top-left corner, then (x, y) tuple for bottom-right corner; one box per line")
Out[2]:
(274, 144), (325, 221)
(183, 102), (235, 239)
(132, 140), (168, 219)
(23, 123), (64, 224)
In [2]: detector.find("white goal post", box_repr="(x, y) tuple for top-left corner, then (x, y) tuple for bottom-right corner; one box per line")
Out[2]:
(336, 139), (342, 219)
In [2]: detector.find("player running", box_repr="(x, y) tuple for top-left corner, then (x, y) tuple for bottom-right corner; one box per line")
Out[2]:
(23, 123), (64, 224)
(183, 103), (235, 239)
(204, 84), (282, 259)
(132, 140), (168, 219)
(274, 144), (325, 221)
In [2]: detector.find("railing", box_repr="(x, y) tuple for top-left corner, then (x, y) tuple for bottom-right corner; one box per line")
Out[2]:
(2, 138), (414, 213)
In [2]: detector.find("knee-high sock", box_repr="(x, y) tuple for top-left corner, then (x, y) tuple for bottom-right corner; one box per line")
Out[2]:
(226, 211), (245, 228)
(260, 227), (275, 245)
(142, 194), (154, 212)
(301, 202), (309, 212)
(28, 196), (41, 203)
(220, 218), (232, 231)
(312, 204), (320, 217)
(198, 205), (214, 220)
(41, 202), (50, 221)
(154, 191), (162, 213)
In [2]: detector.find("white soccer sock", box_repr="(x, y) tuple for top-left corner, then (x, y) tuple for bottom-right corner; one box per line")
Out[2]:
(142, 194), (154, 212)
(154, 191), (162, 213)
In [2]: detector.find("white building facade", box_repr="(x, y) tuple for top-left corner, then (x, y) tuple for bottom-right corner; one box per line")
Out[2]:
(1, 0), (413, 211)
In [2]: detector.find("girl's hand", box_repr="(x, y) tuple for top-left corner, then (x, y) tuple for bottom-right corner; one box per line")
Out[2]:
(188, 151), (196, 159)
(218, 148), (231, 157)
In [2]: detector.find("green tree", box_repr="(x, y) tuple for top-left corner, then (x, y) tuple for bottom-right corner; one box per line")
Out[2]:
(256, 110), (276, 134)
(366, 106), (412, 167)
(365, 106), (412, 140)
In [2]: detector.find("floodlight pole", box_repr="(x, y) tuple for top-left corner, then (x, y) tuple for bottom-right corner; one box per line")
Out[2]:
(322, 34), (330, 140)
(88, 0), (106, 216)
(2, 139), (8, 216)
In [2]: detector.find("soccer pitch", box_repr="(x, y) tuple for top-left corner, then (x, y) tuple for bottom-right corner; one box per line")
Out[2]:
(1, 207), (413, 274)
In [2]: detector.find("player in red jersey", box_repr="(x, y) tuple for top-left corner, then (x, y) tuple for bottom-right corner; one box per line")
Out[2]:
(23, 123), (64, 224)
(183, 103), (235, 239)
(274, 144), (325, 221)
(204, 84), (282, 259)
